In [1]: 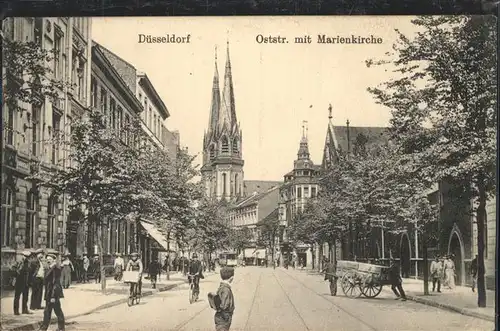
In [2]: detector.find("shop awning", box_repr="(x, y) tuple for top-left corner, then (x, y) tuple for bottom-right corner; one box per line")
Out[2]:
(243, 248), (266, 258)
(140, 221), (170, 252)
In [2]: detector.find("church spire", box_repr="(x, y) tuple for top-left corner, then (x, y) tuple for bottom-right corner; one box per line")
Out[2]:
(220, 40), (237, 132)
(207, 46), (220, 139)
(297, 120), (310, 160)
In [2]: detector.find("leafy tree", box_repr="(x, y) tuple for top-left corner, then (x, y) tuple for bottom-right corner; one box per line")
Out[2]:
(367, 16), (496, 307)
(2, 37), (68, 115)
(227, 227), (253, 258)
(256, 208), (279, 265)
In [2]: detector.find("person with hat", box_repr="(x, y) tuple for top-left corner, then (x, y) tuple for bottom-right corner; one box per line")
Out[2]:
(389, 258), (407, 301)
(38, 252), (65, 331)
(61, 253), (74, 289)
(114, 253), (125, 281)
(92, 255), (101, 284)
(430, 255), (443, 292)
(188, 253), (204, 301)
(30, 248), (48, 310)
(125, 252), (143, 298)
(12, 250), (33, 315)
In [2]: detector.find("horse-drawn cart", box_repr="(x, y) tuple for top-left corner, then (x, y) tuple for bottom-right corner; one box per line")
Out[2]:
(336, 260), (391, 298)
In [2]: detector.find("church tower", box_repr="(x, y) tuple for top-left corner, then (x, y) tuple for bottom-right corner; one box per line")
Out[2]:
(201, 42), (244, 201)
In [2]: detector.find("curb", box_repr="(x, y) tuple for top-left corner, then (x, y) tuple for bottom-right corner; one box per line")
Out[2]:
(403, 293), (495, 322)
(6, 281), (185, 331)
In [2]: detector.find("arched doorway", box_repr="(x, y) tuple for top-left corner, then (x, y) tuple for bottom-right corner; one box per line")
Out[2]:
(400, 233), (411, 278)
(448, 225), (465, 286)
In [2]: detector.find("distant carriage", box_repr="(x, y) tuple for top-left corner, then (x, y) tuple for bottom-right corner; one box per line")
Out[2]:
(335, 260), (391, 298)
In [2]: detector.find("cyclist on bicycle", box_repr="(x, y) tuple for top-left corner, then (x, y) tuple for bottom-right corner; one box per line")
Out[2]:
(188, 253), (204, 300)
(126, 252), (143, 298)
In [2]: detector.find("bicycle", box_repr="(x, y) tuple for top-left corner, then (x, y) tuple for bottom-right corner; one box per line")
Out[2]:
(123, 271), (141, 306)
(187, 273), (198, 304)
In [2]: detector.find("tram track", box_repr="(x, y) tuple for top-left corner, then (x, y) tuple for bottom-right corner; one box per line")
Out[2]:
(271, 271), (311, 331)
(242, 271), (262, 331)
(277, 268), (379, 331)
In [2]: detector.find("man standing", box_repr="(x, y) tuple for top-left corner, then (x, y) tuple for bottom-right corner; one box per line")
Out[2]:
(430, 255), (443, 292)
(322, 258), (338, 296)
(148, 258), (160, 289)
(114, 253), (125, 281)
(471, 254), (478, 292)
(38, 252), (65, 331)
(188, 253), (204, 301)
(13, 250), (33, 315)
(30, 249), (47, 310)
(389, 259), (407, 301)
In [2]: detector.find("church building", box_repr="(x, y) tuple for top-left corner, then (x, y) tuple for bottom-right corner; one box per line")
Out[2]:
(201, 43), (244, 201)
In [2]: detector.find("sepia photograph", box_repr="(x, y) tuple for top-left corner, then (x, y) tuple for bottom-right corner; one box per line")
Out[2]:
(1, 15), (496, 331)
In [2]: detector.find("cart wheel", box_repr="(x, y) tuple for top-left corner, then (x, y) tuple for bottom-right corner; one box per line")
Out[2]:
(361, 275), (383, 298)
(341, 271), (362, 298)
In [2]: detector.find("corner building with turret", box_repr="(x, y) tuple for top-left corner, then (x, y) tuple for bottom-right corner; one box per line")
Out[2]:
(201, 43), (244, 201)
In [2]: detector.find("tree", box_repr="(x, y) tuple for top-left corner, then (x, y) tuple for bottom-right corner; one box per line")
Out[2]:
(2, 37), (68, 115)
(367, 16), (496, 307)
(257, 208), (279, 266)
(227, 227), (253, 258)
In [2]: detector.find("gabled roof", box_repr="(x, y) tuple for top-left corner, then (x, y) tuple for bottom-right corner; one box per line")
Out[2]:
(243, 180), (282, 196)
(91, 43), (143, 114)
(236, 185), (280, 209)
(137, 72), (170, 119)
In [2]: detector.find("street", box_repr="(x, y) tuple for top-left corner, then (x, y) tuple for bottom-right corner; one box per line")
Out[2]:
(62, 267), (493, 331)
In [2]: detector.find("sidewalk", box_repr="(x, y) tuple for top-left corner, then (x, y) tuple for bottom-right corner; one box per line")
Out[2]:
(1, 272), (199, 331)
(382, 278), (496, 322)
(297, 267), (495, 322)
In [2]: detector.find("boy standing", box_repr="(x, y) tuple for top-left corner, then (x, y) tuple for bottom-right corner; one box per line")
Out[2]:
(212, 267), (235, 331)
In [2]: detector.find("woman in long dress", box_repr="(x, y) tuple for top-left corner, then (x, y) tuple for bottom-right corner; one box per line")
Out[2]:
(61, 254), (74, 289)
(444, 255), (456, 289)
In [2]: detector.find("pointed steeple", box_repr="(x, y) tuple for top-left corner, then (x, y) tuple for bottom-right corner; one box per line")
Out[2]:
(207, 46), (220, 139)
(297, 120), (310, 160)
(220, 40), (237, 132)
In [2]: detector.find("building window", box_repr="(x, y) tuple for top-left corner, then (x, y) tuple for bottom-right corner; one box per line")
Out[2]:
(25, 190), (38, 249)
(297, 187), (302, 199)
(90, 78), (97, 108)
(149, 107), (153, 129)
(222, 173), (227, 196)
(153, 114), (157, 134)
(221, 137), (229, 154)
(34, 18), (43, 46)
(31, 105), (41, 157)
(304, 187), (309, 197)
(117, 106), (123, 139)
(125, 114), (130, 145)
(53, 27), (63, 79)
(232, 139), (239, 154)
(47, 196), (57, 248)
(311, 187), (317, 198)
(77, 60), (85, 100)
(100, 88), (107, 125)
(209, 145), (215, 160)
(1, 187), (14, 247)
(51, 110), (61, 164)
(5, 104), (15, 145)
(235, 174), (239, 196)
(110, 98), (116, 130)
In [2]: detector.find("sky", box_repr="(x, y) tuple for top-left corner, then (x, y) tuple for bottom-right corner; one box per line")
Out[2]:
(92, 16), (419, 181)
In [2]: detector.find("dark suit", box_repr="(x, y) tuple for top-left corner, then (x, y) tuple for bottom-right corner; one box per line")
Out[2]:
(188, 260), (204, 298)
(39, 264), (65, 331)
(389, 262), (407, 299)
(30, 258), (47, 310)
(13, 259), (31, 314)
